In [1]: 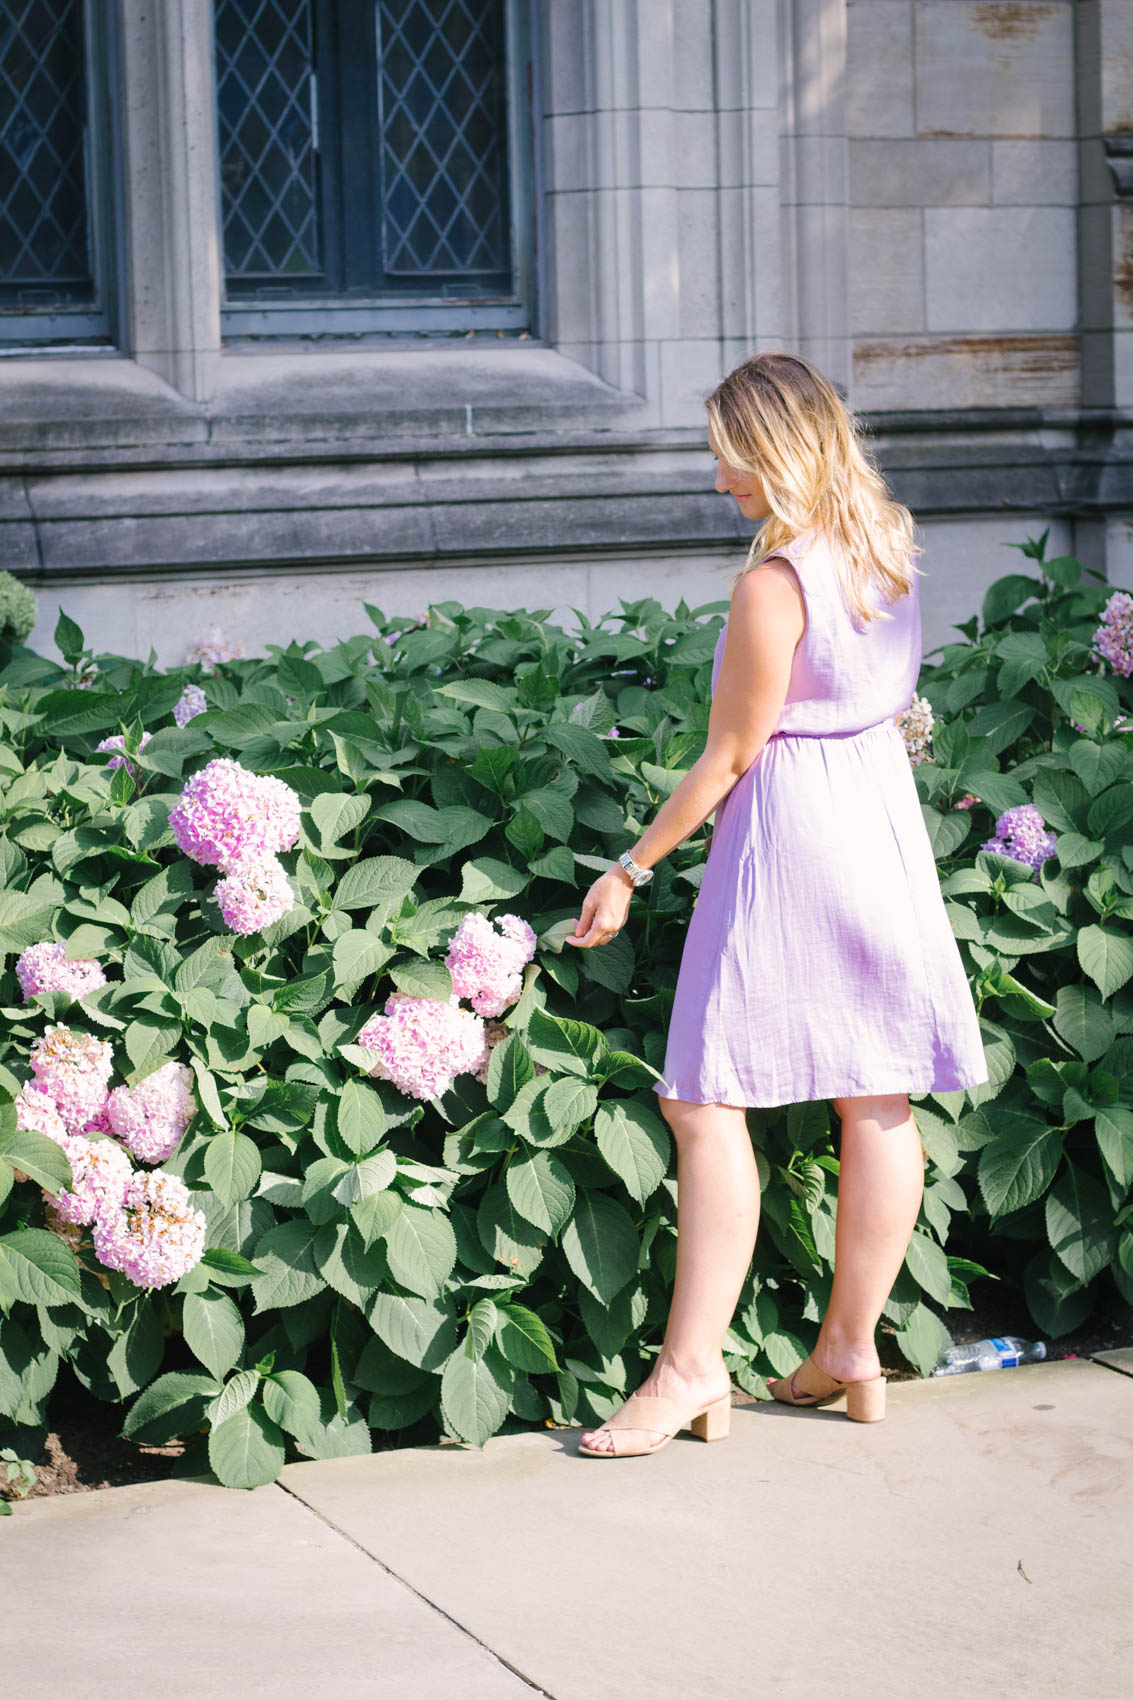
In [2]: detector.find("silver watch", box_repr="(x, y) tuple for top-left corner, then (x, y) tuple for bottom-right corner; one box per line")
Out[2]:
(617, 851), (654, 888)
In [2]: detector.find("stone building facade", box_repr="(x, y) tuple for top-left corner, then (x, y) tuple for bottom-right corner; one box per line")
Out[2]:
(1, 0), (1130, 664)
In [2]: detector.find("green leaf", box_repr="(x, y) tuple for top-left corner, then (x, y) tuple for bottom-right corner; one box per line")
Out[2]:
(1052, 985), (1114, 1063)
(593, 1099), (669, 1204)
(1095, 1104), (1133, 1191)
(367, 1290), (458, 1370)
(337, 1078), (386, 1157)
(458, 857), (528, 903)
(440, 1340), (513, 1446)
(261, 1369), (322, 1440)
(332, 928), (392, 989)
(289, 1388), (373, 1460)
(124, 1017), (180, 1075)
(0, 1119), (73, 1194)
(182, 1288), (245, 1382)
(332, 855), (420, 911)
(1024, 1248), (1096, 1338)
(524, 1006), (605, 1077)
(209, 1366), (261, 1427)
(203, 1129), (262, 1207)
(505, 1149), (575, 1235)
(0, 1229), (81, 1307)
(1078, 925), (1133, 1001)
(208, 1401), (286, 1490)
(561, 1192), (639, 1305)
(486, 1031), (535, 1111)
(921, 806), (971, 860)
(496, 1302), (560, 1373)
(249, 1220), (326, 1312)
(313, 1221), (387, 1306)
(476, 1181), (546, 1277)
(382, 1203), (457, 1300)
(977, 1116), (1063, 1218)
(54, 609), (85, 663)
(903, 1230), (953, 1305)
(1045, 1164), (1115, 1285)
(388, 956), (453, 1000)
(894, 1301), (951, 1376)
(311, 791), (369, 847)
(122, 1369), (221, 1443)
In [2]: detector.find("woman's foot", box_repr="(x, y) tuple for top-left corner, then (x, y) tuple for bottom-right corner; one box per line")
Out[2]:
(579, 1356), (733, 1454)
(770, 1336), (881, 1399)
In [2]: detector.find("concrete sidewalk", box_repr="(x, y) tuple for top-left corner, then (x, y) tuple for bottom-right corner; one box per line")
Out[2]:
(4, 1352), (1131, 1700)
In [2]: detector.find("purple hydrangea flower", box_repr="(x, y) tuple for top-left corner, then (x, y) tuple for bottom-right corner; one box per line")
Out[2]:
(981, 803), (1058, 873)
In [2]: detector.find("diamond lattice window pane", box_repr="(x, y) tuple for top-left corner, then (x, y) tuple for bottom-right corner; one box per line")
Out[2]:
(215, 0), (322, 281)
(377, 0), (510, 278)
(0, 0), (93, 297)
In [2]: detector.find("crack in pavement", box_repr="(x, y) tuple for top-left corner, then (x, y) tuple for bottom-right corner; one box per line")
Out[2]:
(275, 1479), (559, 1699)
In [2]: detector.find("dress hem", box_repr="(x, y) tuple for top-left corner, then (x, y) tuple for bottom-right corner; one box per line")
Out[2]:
(652, 1073), (989, 1109)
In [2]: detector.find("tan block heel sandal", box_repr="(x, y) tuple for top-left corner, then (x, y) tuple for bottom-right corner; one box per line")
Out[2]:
(577, 1390), (733, 1457)
(767, 1354), (887, 1422)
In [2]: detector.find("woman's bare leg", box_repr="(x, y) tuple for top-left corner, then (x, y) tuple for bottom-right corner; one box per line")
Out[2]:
(787, 1092), (925, 1393)
(580, 1099), (760, 1451)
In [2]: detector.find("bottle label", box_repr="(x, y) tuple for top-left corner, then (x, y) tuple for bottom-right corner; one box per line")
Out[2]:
(989, 1336), (1019, 1367)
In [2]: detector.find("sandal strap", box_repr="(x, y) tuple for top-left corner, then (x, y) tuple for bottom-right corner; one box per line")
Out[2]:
(602, 1392), (694, 1433)
(789, 1357), (846, 1404)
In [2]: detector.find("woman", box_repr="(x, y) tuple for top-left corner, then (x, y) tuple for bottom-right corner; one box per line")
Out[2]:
(565, 351), (988, 1458)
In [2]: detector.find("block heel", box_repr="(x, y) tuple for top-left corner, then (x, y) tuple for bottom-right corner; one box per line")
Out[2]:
(767, 1354), (888, 1422)
(844, 1376), (886, 1423)
(689, 1395), (732, 1442)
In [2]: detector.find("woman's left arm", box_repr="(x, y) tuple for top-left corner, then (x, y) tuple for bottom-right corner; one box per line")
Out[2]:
(567, 561), (805, 948)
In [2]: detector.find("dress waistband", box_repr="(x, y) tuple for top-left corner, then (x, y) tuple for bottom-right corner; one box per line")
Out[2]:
(767, 718), (899, 742)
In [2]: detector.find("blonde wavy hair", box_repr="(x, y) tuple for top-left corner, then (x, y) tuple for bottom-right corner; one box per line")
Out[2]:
(706, 351), (922, 626)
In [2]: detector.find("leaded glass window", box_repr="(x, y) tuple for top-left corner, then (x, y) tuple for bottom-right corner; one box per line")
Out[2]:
(214, 0), (536, 335)
(0, 0), (114, 341)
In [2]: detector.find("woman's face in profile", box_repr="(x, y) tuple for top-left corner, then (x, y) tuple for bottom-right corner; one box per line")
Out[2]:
(706, 419), (770, 522)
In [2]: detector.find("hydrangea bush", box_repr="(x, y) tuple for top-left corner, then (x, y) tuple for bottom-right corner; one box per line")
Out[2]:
(0, 545), (1129, 1491)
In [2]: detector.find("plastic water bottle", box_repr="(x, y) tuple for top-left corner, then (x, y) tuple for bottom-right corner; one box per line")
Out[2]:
(931, 1336), (1047, 1376)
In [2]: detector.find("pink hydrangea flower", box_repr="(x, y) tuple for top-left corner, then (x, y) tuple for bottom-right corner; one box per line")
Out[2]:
(29, 1024), (114, 1134)
(896, 693), (934, 766)
(214, 856), (294, 935)
(444, 912), (538, 1017)
(982, 803), (1058, 874)
(106, 1060), (196, 1164)
(14, 1084), (69, 1148)
(173, 683), (208, 727)
(170, 757), (300, 874)
(1089, 591), (1133, 678)
(92, 1169), (208, 1289)
(16, 940), (107, 1003)
(96, 731), (152, 776)
(186, 630), (246, 674)
(359, 992), (489, 1100)
(951, 794), (980, 812)
(52, 1133), (133, 1228)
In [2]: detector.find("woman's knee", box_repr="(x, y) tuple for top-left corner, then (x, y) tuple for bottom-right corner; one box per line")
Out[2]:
(832, 1091), (911, 1123)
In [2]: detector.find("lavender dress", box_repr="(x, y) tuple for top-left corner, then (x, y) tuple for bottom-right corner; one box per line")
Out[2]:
(652, 528), (988, 1109)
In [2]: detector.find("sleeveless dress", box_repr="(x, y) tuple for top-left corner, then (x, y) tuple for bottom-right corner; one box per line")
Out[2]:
(652, 527), (989, 1109)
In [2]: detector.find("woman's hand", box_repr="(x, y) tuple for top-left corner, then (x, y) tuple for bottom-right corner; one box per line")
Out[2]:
(565, 869), (633, 948)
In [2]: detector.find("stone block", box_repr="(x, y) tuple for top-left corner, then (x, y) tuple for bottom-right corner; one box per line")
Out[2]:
(851, 139), (990, 206)
(852, 332), (1079, 408)
(659, 339), (728, 427)
(924, 207), (1077, 332)
(992, 139), (1078, 204)
(677, 189), (722, 338)
(914, 0), (1076, 139)
(847, 0), (915, 138)
(715, 104), (779, 190)
(791, 135), (852, 208)
(669, 0), (716, 111)
(713, 0), (780, 113)
(541, 0), (588, 114)
(848, 209), (926, 334)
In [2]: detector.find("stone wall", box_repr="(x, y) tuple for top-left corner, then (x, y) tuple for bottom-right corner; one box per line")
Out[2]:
(1, 0), (1130, 667)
